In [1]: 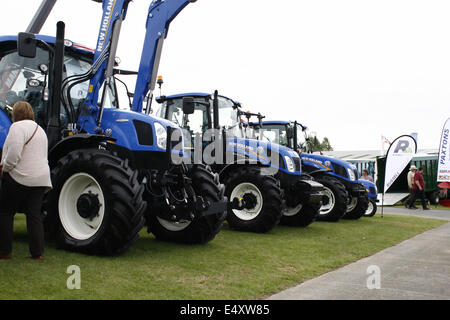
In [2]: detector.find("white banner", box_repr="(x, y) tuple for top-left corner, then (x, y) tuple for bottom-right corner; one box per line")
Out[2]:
(437, 118), (450, 182)
(384, 135), (417, 193)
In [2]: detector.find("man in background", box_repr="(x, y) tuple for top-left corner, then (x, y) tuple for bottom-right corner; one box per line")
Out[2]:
(407, 167), (430, 210)
(404, 165), (417, 208)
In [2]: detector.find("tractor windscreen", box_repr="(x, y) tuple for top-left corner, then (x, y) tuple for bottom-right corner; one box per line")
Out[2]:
(258, 124), (291, 148)
(160, 96), (241, 137)
(0, 46), (49, 125)
(0, 42), (94, 127)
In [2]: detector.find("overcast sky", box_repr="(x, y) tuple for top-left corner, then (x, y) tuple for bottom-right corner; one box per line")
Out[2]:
(1, 0), (449, 151)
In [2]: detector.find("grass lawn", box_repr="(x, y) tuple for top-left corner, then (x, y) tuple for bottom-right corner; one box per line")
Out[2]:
(0, 214), (446, 300)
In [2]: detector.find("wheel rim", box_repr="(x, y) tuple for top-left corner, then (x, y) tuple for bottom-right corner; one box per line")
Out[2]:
(364, 201), (374, 216)
(347, 197), (358, 213)
(156, 217), (192, 232)
(283, 203), (303, 217)
(58, 173), (105, 241)
(230, 182), (263, 221)
(319, 186), (335, 215)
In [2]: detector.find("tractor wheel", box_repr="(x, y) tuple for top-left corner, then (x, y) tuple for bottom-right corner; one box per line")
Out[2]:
(280, 202), (320, 227)
(44, 149), (146, 256)
(147, 164), (226, 244)
(343, 194), (369, 220)
(364, 199), (377, 217)
(314, 176), (348, 222)
(225, 166), (282, 233)
(427, 191), (440, 205)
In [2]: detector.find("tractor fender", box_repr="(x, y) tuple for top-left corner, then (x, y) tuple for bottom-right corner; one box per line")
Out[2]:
(48, 134), (115, 167)
(218, 161), (270, 182)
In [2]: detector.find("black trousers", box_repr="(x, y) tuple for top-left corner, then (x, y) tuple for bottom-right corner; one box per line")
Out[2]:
(0, 173), (46, 256)
(408, 189), (428, 209)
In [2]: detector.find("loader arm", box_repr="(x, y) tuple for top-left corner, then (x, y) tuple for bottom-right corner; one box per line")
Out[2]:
(131, 0), (197, 113)
(82, 0), (196, 124)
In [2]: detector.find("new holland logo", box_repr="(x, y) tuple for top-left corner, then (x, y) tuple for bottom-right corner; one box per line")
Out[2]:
(97, 0), (115, 52)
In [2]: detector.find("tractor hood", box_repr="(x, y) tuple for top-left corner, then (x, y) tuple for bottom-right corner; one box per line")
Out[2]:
(301, 153), (358, 182)
(358, 179), (378, 198)
(227, 137), (301, 175)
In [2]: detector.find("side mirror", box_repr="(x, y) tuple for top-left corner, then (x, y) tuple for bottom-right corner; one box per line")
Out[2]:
(286, 126), (294, 139)
(182, 97), (195, 115)
(18, 32), (37, 58)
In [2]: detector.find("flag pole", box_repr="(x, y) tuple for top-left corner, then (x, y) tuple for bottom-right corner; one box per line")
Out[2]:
(381, 193), (384, 218)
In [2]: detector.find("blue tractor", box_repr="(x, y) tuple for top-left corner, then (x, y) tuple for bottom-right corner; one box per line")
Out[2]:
(155, 91), (325, 232)
(0, 0), (227, 255)
(250, 120), (375, 220)
(358, 179), (378, 217)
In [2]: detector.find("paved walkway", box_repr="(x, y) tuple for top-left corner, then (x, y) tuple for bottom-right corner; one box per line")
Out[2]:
(268, 207), (450, 300)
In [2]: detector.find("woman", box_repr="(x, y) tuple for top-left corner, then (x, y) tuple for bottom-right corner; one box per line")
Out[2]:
(360, 169), (374, 182)
(0, 101), (52, 260)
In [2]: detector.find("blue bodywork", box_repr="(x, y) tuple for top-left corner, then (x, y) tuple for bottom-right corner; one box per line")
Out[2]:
(227, 137), (301, 176)
(359, 179), (378, 200)
(300, 153), (358, 183)
(0, 111), (11, 148)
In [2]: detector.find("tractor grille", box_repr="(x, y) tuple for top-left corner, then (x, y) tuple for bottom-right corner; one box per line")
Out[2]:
(293, 157), (301, 172)
(333, 163), (348, 178)
(133, 120), (153, 146)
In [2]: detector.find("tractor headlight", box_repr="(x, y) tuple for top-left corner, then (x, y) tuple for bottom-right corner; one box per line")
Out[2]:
(154, 122), (167, 150)
(284, 156), (295, 173)
(347, 168), (356, 181)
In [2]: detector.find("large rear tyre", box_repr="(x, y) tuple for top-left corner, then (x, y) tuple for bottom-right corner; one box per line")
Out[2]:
(44, 149), (146, 256)
(364, 199), (377, 217)
(343, 194), (369, 220)
(280, 202), (320, 227)
(147, 164), (226, 244)
(315, 176), (348, 222)
(225, 166), (282, 233)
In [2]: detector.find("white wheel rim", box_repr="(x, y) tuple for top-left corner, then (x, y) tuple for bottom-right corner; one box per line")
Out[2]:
(230, 182), (263, 221)
(365, 201), (374, 215)
(347, 197), (358, 213)
(283, 203), (303, 217)
(157, 217), (191, 231)
(58, 173), (105, 240)
(320, 187), (335, 215)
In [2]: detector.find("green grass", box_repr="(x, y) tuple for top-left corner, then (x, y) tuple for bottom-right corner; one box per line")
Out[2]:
(0, 214), (446, 300)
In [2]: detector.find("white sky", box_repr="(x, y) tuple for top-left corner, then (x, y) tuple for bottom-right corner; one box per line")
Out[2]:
(1, 0), (449, 151)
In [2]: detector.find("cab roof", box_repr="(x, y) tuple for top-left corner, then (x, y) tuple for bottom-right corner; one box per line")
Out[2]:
(0, 35), (95, 56)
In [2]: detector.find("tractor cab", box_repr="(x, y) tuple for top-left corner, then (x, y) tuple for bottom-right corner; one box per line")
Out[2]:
(0, 36), (94, 130)
(157, 92), (242, 139)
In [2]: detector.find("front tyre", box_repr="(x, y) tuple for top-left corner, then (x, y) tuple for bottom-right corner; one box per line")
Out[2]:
(343, 194), (369, 220)
(225, 166), (282, 233)
(147, 164), (226, 244)
(45, 149), (146, 256)
(280, 202), (320, 227)
(364, 199), (377, 217)
(315, 176), (348, 222)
